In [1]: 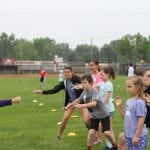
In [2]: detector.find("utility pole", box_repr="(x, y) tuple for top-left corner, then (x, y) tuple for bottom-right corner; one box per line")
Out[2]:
(90, 38), (93, 59)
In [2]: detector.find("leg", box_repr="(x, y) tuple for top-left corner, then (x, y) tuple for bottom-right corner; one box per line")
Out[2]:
(118, 132), (127, 150)
(103, 130), (115, 144)
(79, 108), (90, 128)
(110, 116), (116, 143)
(104, 116), (116, 148)
(87, 129), (96, 148)
(101, 116), (118, 149)
(57, 106), (75, 137)
(92, 122), (102, 145)
(80, 109), (102, 144)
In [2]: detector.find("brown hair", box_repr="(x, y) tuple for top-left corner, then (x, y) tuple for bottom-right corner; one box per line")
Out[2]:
(135, 68), (150, 77)
(89, 59), (100, 71)
(64, 65), (73, 72)
(127, 76), (144, 98)
(101, 65), (115, 79)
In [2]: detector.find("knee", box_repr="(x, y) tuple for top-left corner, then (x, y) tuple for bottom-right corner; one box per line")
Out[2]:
(118, 132), (126, 144)
(62, 115), (70, 122)
(103, 130), (111, 137)
(88, 130), (95, 138)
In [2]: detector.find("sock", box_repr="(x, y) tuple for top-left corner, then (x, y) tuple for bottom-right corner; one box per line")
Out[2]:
(105, 139), (112, 148)
(87, 146), (91, 150)
(112, 143), (118, 148)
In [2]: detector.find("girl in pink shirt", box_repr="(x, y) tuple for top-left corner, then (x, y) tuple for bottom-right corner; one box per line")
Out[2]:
(88, 59), (102, 87)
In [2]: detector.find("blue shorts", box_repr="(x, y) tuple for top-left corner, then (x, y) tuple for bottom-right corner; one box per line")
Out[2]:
(125, 135), (147, 150)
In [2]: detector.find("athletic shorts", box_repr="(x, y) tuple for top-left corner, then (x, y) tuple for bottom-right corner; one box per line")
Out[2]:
(90, 116), (110, 132)
(40, 77), (44, 82)
(125, 135), (147, 150)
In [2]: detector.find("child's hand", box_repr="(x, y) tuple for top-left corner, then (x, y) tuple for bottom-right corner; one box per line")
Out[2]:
(12, 96), (21, 104)
(32, 89), (42, 94)
(115, 96), (123, 108)
(63, 106), (69, 111)
(143, 93), (150, 103)
(72, 84), (83, 89)
(132, 136), (139, 146)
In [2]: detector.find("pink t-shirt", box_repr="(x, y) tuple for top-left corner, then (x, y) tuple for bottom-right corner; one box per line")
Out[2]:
(92, 72), (102, 86)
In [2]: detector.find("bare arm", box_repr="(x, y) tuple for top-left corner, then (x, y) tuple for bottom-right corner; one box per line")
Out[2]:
(74, 100), (97, 109)
(103, 92), (111, 105)
(64, 99), (80, 110)
(115, 96), (125, 119)
(32, 89), (43, 94)
(132, 116), (145, 145)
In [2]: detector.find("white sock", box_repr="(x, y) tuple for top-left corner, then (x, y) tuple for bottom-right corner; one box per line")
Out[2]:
(105, 139), (112, 148)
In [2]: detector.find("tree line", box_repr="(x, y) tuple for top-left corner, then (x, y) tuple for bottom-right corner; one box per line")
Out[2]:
(0, 32), (150, 64)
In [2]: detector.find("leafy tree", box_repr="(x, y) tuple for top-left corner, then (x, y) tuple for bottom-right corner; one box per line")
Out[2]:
(0, 32), (16, 61)
(54, 43), (72, 61)
(13, 39), (38, 60)
(33, 37), (56, 60)
(74, 44), (100, 62)
(100, 44), (117, 63)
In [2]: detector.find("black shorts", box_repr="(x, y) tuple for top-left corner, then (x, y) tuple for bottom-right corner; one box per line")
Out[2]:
(90, 116), (110, 132)
(40, 77), (44, 82)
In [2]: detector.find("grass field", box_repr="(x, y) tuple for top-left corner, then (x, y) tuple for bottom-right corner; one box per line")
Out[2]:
(0, 75), (149, 150)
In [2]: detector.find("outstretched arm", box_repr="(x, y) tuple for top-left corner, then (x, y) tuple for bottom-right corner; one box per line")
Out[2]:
(64, 99), (80, 110)
(32, 89), (43, 94)
(74, 100), (97, 109)
(32, 82), (64, 95)
(0, 96), (21, 107)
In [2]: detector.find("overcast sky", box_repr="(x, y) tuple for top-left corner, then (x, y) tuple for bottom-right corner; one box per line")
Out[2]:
(0, 0), (149, 49)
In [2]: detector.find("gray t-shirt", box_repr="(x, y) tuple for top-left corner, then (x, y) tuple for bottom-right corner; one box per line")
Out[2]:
(79, 87), (109, 119)
(124, 98), (147, 138)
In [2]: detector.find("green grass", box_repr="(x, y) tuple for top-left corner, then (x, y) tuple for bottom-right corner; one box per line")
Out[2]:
(0, 75), (149, 150)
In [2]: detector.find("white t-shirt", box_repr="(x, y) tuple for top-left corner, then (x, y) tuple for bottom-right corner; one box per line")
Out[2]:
(128, 66), (134, 77)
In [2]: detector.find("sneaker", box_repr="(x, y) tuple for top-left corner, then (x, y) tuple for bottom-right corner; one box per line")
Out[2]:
(55, 135), (61, 140)
(105, 139), (112, 148)
(102, 146), (112, 150)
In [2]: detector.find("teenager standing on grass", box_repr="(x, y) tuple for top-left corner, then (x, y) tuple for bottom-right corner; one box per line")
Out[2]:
(32, 66), (90, 140)
(64, 75), (118, 150)
(97, 66), (116, 150)
(39, 67), (47, 87)
(116, 76), (147, 150)
(128, 62), (134, 77)
(0, 96), (21, 107)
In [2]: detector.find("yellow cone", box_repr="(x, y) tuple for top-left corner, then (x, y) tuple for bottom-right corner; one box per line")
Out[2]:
(51, 109), (56, 112)
(67, 132), (76, 136)
(38, 103), (44, 106)
(57, 122), (61, 125)
(71, 115), (78, 118)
